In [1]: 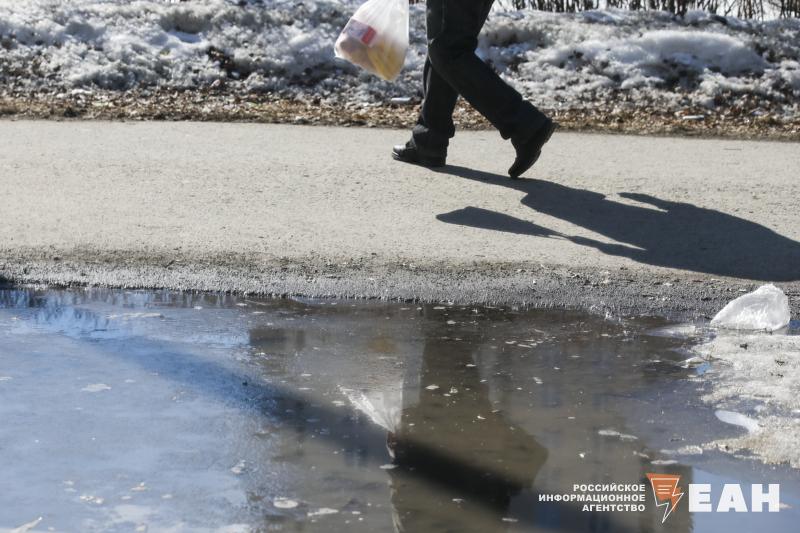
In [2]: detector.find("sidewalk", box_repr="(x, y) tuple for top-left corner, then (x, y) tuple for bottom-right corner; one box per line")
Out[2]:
(1, 120), (798, 315)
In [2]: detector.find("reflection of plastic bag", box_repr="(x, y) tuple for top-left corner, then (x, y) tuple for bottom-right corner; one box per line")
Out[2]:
(334, 0), (409, 81)
(341, 387), (402, 433)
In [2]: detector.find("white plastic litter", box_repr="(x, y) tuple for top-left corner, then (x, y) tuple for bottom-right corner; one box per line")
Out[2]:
(710, 284), (791, 331)
(334, 0), (409, 81)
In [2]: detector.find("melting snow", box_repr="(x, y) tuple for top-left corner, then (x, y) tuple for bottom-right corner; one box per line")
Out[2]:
(715, 409), (761, 433)
(689, 288), (799, 467)
(0, 2), (797, 113)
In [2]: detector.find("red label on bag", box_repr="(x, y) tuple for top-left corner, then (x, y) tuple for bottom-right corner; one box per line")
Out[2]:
(344, 19), (377, 46)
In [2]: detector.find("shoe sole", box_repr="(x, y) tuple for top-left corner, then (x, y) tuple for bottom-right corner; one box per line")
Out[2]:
(509, 121), (558, 179)
(392, 150), (446, 168)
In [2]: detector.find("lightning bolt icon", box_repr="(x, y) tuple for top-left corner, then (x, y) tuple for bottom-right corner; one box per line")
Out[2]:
(646, 473), (684, 523)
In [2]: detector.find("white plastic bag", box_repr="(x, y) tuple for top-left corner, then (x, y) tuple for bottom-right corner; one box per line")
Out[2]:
(334, 0), (409, 81)
(710, 283), (791, 331)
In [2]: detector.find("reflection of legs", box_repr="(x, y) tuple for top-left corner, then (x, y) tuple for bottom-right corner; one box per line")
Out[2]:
(388, 327), (547, 532)
(423, 0), (547, 142)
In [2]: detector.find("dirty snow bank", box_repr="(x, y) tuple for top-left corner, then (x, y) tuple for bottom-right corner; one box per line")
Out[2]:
(480, 9), (800, 111)
(690, 286), (798, 468)
(694, 330), (800, 468)
(1, 0), (799, 114)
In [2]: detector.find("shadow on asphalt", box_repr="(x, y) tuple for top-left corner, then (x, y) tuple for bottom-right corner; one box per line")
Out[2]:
(434, 165), (800, 281)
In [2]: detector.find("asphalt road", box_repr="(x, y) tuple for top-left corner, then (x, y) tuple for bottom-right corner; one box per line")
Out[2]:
(1, 120), (798, 316)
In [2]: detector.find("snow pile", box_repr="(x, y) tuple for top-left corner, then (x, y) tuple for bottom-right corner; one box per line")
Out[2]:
(695, 331), (800, 467)
(1, 1), (799, 111)
(0, 0), (426, 99)
(710, 284), (791, 331)
(480, 9), (800, 109)
(691, 287), (797, 467)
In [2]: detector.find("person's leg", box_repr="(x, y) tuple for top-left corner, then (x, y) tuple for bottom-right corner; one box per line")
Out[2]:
(425, 0), (548, 142)
(410, 0), (489, 154)
(392, 51), (454, 166)
(410, 57), (459, 155)
(396, 0), (554, 174)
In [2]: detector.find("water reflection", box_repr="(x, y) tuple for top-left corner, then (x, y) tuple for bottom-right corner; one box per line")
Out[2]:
(1, 289), (796, 532)
(388, 329), (547, 532)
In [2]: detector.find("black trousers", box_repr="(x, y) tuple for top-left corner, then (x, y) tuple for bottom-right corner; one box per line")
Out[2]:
(412, 0), (548, 154)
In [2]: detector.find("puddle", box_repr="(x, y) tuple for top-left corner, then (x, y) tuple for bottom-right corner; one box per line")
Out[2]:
(0, 288), (798, 532)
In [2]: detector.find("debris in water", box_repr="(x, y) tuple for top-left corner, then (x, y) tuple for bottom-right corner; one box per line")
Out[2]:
(425, 384), (439, 391)
(598, 429), (638, 441)
(379, 464), (396, 470)
(81, 383), (111, 392)
(651, 459), (678, 465)
(661, 445), (704, 456)
(11, 517), (43, 533)
(711, 284), (791, 331)
(679, 356), (706, 368)
(231, 460), (247, 475)
(274, 498), (299, 509)
(308, 507), (339, 517)
(107, 312), (163, 320)
(715, 410), (760, 433)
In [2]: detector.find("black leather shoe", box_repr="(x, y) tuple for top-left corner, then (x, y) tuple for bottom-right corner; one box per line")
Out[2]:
(508, 119), (557, 179)
(392, 140), (446, 168)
